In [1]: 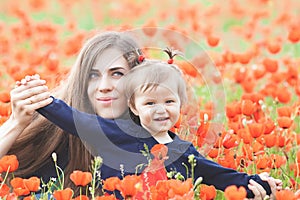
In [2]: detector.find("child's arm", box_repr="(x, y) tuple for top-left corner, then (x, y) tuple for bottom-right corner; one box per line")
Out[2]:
(193, 155), (271, 198)
(37, 97), (119, 148)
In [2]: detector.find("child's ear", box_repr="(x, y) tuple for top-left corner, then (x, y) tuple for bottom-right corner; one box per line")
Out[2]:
(128, 102), (139, 116)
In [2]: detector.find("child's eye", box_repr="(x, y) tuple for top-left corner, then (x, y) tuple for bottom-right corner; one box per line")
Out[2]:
(145, 102), (154, 105)
(166, 100), (175, 103)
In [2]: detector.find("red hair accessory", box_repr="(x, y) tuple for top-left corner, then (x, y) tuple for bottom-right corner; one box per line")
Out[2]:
(163, 47), (182, 64)
(138, 55), (145, 63)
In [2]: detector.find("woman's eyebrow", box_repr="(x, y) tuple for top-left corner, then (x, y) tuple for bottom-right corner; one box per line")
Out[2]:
(108, 66), (126, 71)
(90, 66), (125, 72)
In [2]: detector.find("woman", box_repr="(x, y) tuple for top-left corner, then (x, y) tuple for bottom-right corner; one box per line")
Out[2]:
(0, 31), (143, 191)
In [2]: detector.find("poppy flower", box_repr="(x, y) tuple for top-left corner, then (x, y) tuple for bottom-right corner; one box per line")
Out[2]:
(150, 144), (168, 160)
(103, 177), (121, 191)
(207, 148), (219, 159)
(288, 28), (300, 43)
(199, 184), (216, 200)
(252, 65), (266, 79)
(23, 177), (40, 192)
(10, 177), (24, 189)
(248, 123), (265, 138)
(207, 34), (219, 47)
(13, 187), (30, 196)
(276, 189), (297, 200)
(94, 195), (117, 200)
(176, 60), (198, 77)
(167, 178), (193, 197)
(256, 156), (269, 169)
(0, 184), (9, 197)
(276, 87), (292, 104)
(234, 67), (247, 83)
(53, 188), (74, 200)
(226, 102), (240, 118)
(116, 175), (141, 199)
(267, 40), (281, 54)
(23, 196), (36, 200)
(237, 128), (252, 144)
(0, 91), (10, 103)
(277, 106), (293, 117)
(70, 170), (92, 187)
(73, 195), (89, 200)
(276, 134), (286, 148)
(222, 132), (238, 149)
(263, 58), (278, 73)
(0, 155), (19, 172)
(263, 134), (276, 148)
(196, 122), (210, 147)
(173, 114), (182, 129)
(262, 118), (275, 134)
(44, 52), (59, 72)
(235, 52), (252, 65)
(142, 20), (157, 37)
(0, 102), (11, 117)
(241, 99), (256, 116)
(224, 185), (247, 200)
(277, 116), (293, 129)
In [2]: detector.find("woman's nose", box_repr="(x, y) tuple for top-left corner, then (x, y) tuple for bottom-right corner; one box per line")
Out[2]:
(97, 77), (114, 92)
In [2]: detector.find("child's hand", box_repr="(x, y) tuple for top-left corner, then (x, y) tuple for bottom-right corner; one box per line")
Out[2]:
(248, 172), (282, 200)
(258, 172), (282, 199)
(15, 74), (41, 87)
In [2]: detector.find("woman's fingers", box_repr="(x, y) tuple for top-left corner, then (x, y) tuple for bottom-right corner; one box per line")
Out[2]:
(25, 96), (53, 114)
(11, 80), (48, 101)
(28, 91), (53, 109)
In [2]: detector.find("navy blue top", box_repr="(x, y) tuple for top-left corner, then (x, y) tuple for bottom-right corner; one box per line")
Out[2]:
(37, 97), (271, 198)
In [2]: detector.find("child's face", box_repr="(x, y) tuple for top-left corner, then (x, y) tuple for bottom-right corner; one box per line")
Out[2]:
(130, 84), (181, 136)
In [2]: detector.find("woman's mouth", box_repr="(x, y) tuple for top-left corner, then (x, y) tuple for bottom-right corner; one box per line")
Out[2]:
(96, 97), (117, 104)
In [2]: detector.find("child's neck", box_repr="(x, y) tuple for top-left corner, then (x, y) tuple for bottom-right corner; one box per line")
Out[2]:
(152, 132), (173, 144)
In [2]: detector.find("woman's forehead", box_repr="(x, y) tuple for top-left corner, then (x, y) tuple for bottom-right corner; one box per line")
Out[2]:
(93, 48), (129, 71)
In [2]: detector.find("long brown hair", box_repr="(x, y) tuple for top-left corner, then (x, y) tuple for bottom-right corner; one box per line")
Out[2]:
(8, 31), (142, 194)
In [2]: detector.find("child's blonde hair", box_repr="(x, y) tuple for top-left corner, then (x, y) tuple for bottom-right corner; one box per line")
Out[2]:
(123, 60), (188, 110)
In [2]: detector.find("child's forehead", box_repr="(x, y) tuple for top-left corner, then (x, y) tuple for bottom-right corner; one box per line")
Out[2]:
(138, 82), (179, 95)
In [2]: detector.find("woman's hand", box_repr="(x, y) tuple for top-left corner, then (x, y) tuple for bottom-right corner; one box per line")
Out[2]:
(0, 74), (53, 157)
(10, 74), (53, 127)
(248, 172), (283, 200)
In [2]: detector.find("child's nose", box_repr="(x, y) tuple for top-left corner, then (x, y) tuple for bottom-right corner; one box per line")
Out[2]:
(154, 104), (166, 113)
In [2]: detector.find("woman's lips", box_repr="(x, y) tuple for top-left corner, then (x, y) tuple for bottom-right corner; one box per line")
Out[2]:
(96, 97), (117, 104)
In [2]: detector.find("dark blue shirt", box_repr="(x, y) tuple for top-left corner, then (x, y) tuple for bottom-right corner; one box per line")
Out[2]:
(37, 97), (271, 198)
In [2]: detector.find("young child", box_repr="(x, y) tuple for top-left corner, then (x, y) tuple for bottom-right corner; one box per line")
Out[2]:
(36, 60), (279, 199)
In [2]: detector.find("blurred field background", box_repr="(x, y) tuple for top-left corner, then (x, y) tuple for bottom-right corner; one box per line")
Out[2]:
(1, 0), (300, 198)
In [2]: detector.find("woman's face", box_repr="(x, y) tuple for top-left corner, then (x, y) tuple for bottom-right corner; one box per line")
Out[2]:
(87, 48), (130, 119)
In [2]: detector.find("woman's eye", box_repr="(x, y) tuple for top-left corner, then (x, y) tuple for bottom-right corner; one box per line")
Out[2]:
(112, 71), (124, 77)
(89, 72), (99, 79)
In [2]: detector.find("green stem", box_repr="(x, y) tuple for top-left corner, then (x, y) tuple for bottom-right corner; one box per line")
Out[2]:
(0, 166), (10, 189)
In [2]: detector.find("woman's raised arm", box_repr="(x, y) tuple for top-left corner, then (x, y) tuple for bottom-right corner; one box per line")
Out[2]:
(0, 75), (52, 157)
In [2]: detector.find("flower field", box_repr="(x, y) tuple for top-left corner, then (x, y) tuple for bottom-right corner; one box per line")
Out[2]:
(1, 0), (300, 199)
